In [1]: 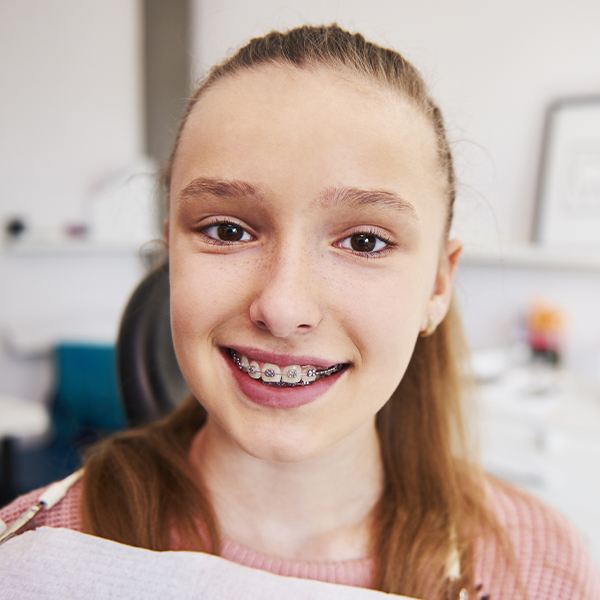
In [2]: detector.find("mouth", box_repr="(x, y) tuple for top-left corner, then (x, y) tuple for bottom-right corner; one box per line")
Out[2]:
(224, 348), (350, 388)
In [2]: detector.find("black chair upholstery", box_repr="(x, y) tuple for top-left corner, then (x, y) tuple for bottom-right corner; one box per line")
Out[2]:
(116, 263), (189, 426)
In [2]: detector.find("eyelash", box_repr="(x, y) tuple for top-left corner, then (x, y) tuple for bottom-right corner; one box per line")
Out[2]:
(195, 219), (397, 258)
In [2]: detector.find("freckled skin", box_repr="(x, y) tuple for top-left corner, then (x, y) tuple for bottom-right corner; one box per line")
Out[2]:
(166, 64), (461, 464)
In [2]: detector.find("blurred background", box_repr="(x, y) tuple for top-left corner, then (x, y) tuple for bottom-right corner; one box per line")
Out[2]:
(1, 0), (599, 567)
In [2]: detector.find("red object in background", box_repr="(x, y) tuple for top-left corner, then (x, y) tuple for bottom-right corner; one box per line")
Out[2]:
(526, 301), (565, 365)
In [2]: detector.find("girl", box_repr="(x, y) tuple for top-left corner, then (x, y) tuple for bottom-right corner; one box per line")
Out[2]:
(2, 24), (598, 599)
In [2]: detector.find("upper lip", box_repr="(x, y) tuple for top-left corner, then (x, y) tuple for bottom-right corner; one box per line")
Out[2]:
(224, 345), (347, 368)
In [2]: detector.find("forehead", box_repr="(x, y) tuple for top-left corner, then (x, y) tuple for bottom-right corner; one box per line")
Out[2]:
(171, 64), (445, 213)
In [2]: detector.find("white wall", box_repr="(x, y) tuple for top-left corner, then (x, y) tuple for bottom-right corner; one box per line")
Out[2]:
(0, 0), (143, 228)
(190, 0), (600, 371)
(0, 0), (146, 403)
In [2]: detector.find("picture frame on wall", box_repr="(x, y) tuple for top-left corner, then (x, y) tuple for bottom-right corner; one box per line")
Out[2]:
(533, 96), (600, 250)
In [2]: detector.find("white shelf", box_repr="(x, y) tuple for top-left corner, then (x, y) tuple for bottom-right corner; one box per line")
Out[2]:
(2, 240), (150, 257)
(461, 245), (600, 272)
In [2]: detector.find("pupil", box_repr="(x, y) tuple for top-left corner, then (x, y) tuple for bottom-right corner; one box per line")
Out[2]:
(217, 223), (243, 241)
(351, 233), (376, 252)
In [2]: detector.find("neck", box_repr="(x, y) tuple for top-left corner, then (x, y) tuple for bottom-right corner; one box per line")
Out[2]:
(190, 418), (383, 562)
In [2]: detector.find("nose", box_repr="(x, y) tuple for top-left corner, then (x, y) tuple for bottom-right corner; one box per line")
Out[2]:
(249, 245), (323, 338)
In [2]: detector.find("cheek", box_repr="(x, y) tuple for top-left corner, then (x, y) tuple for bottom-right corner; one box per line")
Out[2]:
(337, 263), (427, 343)
(168, 248), (253, 413)
(169, 248), (248, 340)
(335, 264), (428, 395)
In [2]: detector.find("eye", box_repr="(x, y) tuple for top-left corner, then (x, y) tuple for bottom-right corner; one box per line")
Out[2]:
(200, 220), (253, 244)
(337, 230), (394, 256)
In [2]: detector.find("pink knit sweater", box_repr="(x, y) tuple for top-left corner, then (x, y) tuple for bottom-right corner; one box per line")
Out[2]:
(2, 475), (599, 599)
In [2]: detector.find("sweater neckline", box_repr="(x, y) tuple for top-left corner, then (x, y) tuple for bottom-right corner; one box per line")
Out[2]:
(219, 534), (375, 587)
(220, 534), (374, 567)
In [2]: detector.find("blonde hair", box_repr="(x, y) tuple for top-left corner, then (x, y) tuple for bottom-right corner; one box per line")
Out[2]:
(82, 24), (518, 598)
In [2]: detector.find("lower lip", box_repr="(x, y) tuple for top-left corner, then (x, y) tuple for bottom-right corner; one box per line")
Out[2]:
(221, 349), (348, 409)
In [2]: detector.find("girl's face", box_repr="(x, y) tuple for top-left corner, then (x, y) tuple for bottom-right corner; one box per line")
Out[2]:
(167, 65), (461, 462)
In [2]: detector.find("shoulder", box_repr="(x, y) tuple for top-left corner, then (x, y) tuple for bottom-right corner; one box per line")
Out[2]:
(0, 477), (83, 533)
(474, 475), (600, 599)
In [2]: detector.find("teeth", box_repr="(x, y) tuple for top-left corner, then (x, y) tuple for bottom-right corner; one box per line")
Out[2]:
(229, 349), (344, 386)
(281, 365), (302, 384)
(247, 360), (261, 379)
(317, 364), (342, 377)
(261, 363), (281, 383)
(301, 366), (317, 383)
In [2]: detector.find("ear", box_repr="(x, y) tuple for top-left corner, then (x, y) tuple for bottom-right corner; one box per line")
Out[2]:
(421, 238), (462, 330)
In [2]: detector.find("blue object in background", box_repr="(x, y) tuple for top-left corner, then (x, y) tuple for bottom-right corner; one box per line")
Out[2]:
(52, 342), (126, 440)
(10, 342), (126, 498)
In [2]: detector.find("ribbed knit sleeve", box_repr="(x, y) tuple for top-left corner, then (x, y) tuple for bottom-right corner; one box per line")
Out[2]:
(0, 480), (83, 533)
(474, 477), (600, 599)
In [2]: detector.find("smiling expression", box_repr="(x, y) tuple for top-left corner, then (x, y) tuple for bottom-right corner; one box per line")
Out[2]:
(166, 64), (458, 462)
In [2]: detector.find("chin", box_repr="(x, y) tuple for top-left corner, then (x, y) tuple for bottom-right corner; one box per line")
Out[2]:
(236, 422), (327, 464)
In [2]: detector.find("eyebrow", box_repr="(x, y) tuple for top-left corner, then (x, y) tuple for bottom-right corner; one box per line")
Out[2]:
(178, 177), (418, 221)
(178, 177), (262, 203)
(320, 186), (419, 221)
